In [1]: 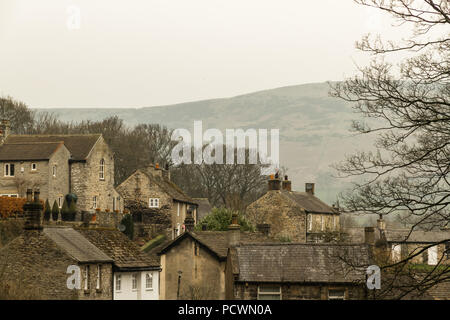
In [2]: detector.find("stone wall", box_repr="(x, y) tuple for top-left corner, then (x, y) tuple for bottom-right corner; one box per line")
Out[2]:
(245, 190), (307, 242)
(160, 236), (225, 300)
(71, 137), (122, 213)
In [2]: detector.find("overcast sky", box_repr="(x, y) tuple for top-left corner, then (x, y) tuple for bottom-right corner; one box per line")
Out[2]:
(0, 0), (409, 108)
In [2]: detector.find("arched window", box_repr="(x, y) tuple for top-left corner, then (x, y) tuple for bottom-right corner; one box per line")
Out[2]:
(99, 159), (105, 180)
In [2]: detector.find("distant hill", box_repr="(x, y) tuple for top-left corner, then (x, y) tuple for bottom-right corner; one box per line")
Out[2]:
(37, 82), (376, 204)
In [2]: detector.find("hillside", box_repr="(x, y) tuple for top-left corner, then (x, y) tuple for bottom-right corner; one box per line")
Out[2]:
(37, 82), (376, 204)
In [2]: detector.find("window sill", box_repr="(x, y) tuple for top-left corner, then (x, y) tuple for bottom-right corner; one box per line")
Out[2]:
(145, 288), (154, 291)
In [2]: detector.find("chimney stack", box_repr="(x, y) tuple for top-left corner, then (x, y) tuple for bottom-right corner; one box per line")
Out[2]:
(0, 119), (11, 145)
(305, 183), (315, 195)
(23, 188), (43, 231)
(228, 212), (240, 247)
(184, 205), (195, 232)
(282, 175), (292, 191)
(268, 174), (281, 191)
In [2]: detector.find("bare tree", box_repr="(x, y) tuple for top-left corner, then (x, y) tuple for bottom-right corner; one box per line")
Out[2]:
(330, 0), (449, 298)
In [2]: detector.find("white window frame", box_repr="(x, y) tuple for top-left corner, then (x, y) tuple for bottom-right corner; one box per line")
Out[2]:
(428, 245), (438, 265)
(257, 285), (282, 300)
(52, 165), (57, 177)
(308, 214), (312, 232)
(145, 273), (153, 290)
(177, 202), (180, 217)
(132, 273), (138, 291)
(4, 163), (14, 177)
(321, 215), (325, 231)
(0, 194), (19, 198)
(58, 196), (63, 209)
(99, 159), (105, 180)
(115, 274), (121, 292)
(391, 244), (401, 262)
(96, 265), (101, 290)
(84, 265), (90, 290)
(328, 289), (346, 300)
(93, 196), (98, 209)
(31, 163), (37, 171)
(176, 223), (181, 236)
(149, 198), (159, 208)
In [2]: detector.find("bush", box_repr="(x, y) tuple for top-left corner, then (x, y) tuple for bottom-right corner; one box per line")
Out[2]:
(195, 207), (255, 232)
(120, 214), (134, 240)
(68, 201), (77, 221)
(60, 199), (70, 221)
(51, 201), (59, 221)
(43, 200), (51, 221)
(0, 197), (26, 219)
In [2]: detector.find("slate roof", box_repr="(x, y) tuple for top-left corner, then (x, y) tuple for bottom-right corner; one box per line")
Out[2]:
(5, 134), (101, 161)
(193, 198), (213, 221)
(158, 231), (273, 260)
(43, 227), (113, 263)
(0, 142), (65, 161)
(77, 228), (160, 270)
(231, 243), (370, 283)
(280, 190), (337, 214)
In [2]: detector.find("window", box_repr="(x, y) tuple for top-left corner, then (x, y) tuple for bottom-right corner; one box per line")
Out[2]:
(113, 197), (117, 211)
(116, 274), (121, 291)
(177, 203), (180, 216)
(96, 265), (101, 290)
(149, 198), (159, 208)
(99, 159), (105, 180)
(328, 289), (345, 300)
(52, 165), (57, 177)
(145, 273), (153, 290)
(31, 163), (37, 171)
(391, 244), (401, 262)
(308, 214), (312, 231)
(428, 246), (438, 265)
(257, 285), (281, 300)
(92, 196), (97, 209)
(132, 274), (138, 290)
(84, 265), (90, 290)
(58, 197), (63, 209)
(1, 194), (19, 198)
(4, 163), (14, 177)
(321, 215), (324, 231)
(176, 223), (181, 236)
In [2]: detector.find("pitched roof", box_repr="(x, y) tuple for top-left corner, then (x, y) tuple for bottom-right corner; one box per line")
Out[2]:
(232, 243), (370, 283)
(0, 142), (65, 161)
(5, 134), (101, 161)
(140, 169), (197, 205)
(158, 231), (273, 260)
(77, 228), (160, 270)
(385, 229), (450, 243)
(193, 198), (213, 221)
(280, 190), (337, 214)
(43, 227), (113, 263)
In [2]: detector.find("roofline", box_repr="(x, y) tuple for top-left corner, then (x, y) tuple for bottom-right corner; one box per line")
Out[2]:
(84, 134), (103, 160)
(233, 280), (365, 285)
(114, 266), (161, 272)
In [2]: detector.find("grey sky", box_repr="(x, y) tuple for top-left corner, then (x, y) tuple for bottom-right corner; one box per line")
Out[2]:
(0, 0), (408, 108)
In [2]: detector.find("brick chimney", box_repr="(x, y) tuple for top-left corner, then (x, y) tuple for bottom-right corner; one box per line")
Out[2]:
(184, 205), (195, 232)
(282, 175), (291, 191)
(268, 174), (281, 191)
(228, 212), (240, 247)
(0, 119), (11, 145)
(23, 188), (43, 231)
(305, 183), (315, 195)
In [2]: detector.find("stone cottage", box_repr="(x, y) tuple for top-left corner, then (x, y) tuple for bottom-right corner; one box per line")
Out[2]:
(225, 242), (370, 300)
(0, 190), (114, 300)
(0, 120), (123, 213)
(157, 213), (271, 300)
(245, 175), (340, 243)
(117, 164), (198, 240)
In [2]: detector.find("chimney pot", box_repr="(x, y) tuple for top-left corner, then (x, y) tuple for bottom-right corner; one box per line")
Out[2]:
(282, 177), (292, 191)
(305, 183), (315, 195)
(228, 212), (240, 247)
(184, 205), (195, 232)
(268, 176), (282, 191)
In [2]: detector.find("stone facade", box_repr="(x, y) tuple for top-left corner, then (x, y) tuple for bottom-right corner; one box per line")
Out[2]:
(70, 136), (122, 213)
(0, 144), (70, 208)
(117, 165), (197, 240)
(159, 235), (226, 300)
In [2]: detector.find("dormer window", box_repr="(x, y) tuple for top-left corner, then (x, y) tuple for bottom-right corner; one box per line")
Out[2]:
(99, 159), (105, 180)
(149, 198), (159, 208)
(31, 163), (37, 171)
(4, 163), (14, 177)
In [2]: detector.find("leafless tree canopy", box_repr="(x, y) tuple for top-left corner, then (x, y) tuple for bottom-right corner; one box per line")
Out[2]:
(330, 0), (449, 298)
